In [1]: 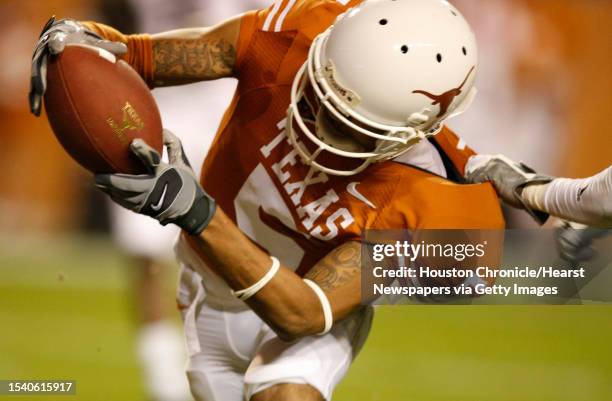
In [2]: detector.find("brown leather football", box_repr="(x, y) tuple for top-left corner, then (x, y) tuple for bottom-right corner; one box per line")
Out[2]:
(44, 44), (163, 174)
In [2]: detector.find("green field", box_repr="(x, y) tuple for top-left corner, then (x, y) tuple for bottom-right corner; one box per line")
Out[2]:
(1, 237), (611, 401)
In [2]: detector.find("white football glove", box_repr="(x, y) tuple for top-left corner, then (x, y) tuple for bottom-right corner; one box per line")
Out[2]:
(465, 154), (553, 224)
(29, 16), (127, 116)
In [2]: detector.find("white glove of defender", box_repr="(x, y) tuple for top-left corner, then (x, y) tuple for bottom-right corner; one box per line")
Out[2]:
(465, 154), (553, 224)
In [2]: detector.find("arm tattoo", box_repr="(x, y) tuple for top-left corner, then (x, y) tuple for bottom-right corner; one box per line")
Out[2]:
(305, 242), (361, 292)
(153, 38), (236, 85)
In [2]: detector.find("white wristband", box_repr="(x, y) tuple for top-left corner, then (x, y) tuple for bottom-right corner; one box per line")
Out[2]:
(231, 257), (280, 301)
(303, 279), (333, 335)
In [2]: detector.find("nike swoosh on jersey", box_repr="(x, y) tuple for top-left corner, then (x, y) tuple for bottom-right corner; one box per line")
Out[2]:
(347, 182), (376, 210)
(577, 185), (589, 202)
(151, 183), (168, 211)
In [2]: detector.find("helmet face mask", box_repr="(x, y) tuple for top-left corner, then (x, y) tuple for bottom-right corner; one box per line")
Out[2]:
(288, 0), (479, 176)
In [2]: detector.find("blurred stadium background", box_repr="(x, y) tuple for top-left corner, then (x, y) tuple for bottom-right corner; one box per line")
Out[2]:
(0, 0), (611, 400)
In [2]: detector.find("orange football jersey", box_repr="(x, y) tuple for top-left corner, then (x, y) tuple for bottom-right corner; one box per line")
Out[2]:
(187, 0), (505, 275)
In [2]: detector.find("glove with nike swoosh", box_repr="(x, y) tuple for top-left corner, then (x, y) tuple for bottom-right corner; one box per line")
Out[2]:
(95, 130), (216, 235)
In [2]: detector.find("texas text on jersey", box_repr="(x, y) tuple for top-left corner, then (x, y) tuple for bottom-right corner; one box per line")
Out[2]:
(184, 0), (505, 283)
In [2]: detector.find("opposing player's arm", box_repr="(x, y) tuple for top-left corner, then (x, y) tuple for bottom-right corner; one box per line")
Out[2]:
(193, 210), (363, 341)
(466, 155), (612, 227)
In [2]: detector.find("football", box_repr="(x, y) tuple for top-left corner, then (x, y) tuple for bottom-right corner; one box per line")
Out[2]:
(44, 44), (163, 174)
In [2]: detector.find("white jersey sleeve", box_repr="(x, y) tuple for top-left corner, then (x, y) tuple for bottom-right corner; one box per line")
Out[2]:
(540, 166), (612, 228)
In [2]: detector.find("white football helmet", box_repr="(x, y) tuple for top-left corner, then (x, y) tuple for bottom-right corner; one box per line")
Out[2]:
(288, 0), (478, 176)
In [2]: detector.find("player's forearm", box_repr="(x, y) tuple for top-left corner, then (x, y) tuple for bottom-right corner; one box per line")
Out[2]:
(150, 23), (238, 86)
(190, 209), (331, 341)
(522, 167), (612, 228)
(81, 16), (239, 87)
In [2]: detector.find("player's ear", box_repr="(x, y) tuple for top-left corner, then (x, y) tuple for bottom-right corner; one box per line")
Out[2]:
(130, 138), (161, 173)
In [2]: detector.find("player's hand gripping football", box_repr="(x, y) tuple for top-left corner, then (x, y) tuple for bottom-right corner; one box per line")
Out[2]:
(95, 130), (216, 235)
(29, 16), (127, 116)
(465, 154), (553, 224)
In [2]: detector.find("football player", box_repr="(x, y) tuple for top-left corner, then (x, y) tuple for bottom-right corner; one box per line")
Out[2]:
(28, 1), (603, 400)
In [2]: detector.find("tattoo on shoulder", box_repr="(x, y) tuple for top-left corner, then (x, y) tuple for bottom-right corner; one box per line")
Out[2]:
(153, 38), (236, 84)
(305, 242), (361, 292)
